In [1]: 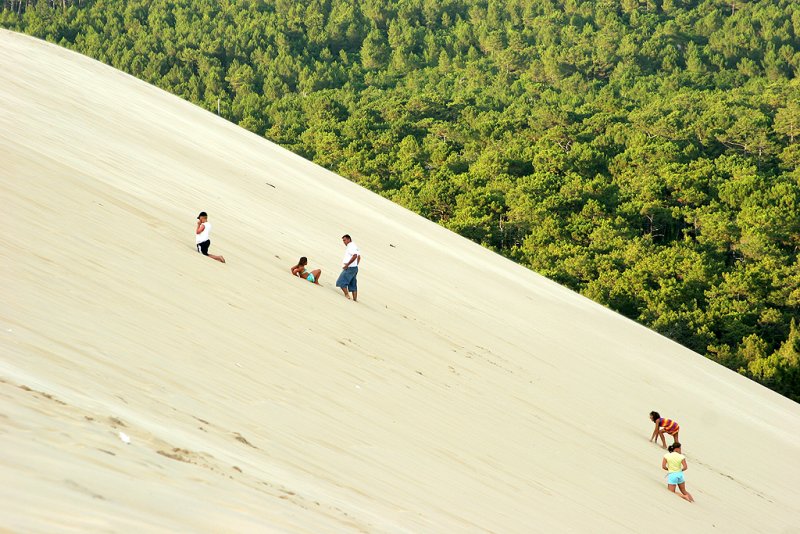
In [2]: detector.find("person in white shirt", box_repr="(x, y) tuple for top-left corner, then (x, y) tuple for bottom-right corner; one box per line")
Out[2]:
(195, 211), (226, 263)
(335, 234), (360, 301)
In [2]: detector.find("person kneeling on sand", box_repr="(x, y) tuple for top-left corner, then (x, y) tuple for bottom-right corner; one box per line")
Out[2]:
(291, 257), (321, 284)
(662, 442), (694, 502)
(195, 211), (225, 263)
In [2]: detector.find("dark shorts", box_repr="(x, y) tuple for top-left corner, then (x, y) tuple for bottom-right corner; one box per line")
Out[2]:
(336, 266), (358, 292)
(196, 240), (210, 255)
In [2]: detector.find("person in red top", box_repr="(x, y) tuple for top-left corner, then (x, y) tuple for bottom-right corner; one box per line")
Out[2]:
(649, 411), (680, 448)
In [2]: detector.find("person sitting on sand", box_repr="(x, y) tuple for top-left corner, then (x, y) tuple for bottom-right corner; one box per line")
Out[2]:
(649, 411), (680, 448)
(662, 442), (694, 502)
(291, 257), (321, 284)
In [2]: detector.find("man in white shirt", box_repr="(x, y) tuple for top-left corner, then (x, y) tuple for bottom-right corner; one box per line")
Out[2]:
(195, 211), (226, 263)
(335, 234), (360, 301)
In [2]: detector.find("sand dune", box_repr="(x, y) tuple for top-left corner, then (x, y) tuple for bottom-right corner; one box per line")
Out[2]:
(1, 29), (798, 533)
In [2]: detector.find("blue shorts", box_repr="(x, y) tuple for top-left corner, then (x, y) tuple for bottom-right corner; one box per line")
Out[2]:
(336, 266), (358, 292)
(306, 273), (315, 283)
(667, 471), (685, 485)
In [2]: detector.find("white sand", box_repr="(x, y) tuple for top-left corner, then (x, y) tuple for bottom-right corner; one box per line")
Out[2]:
(1, 29), (798, 533)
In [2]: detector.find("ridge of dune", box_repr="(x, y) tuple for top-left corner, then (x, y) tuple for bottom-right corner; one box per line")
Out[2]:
(2, 29), (799, 533)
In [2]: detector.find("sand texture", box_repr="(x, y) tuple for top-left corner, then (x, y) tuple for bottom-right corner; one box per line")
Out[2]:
(1, 29), (799, 533)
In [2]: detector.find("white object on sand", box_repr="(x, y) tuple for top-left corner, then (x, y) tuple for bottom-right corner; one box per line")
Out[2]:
(118, 431), (131, 444)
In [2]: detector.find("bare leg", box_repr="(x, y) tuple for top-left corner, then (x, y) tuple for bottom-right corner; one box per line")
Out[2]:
(352, 290), (357, 302)
(312, 269), (322, 284)
(209, 254), (226, 263)
(341, 288), (351, 299)
(668, 484), (691, 502)
(672, 431), (679, 444)
(658, 430), (667, 448)
(678, 483), (694, 502)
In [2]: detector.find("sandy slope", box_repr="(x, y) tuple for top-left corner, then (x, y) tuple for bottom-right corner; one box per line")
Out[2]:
(1, 29), (798, 533)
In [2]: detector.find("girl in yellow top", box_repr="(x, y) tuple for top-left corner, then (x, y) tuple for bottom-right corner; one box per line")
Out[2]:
(649, 411), (680, 448)
(662, 442), (694, 502)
